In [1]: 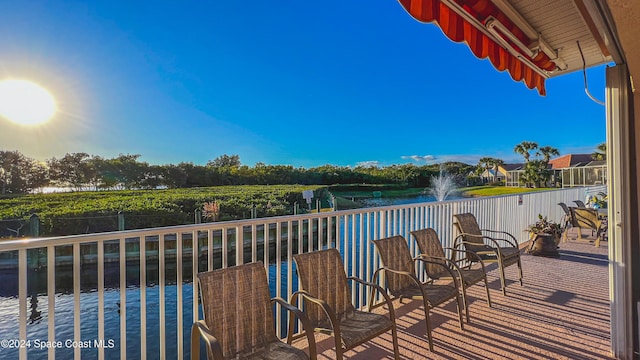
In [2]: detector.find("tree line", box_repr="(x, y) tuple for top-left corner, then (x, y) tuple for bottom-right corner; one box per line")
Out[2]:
(0, 151), (475, 194)
(1, 141), (606, 194)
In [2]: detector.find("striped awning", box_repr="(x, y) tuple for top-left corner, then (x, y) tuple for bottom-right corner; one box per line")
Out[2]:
(399, 0), (556, 95)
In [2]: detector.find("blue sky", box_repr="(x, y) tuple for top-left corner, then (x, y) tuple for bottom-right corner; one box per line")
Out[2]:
(0, 1), (606, 168)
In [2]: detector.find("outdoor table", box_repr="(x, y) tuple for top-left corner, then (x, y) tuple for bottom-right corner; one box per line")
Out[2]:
(596, 208), (608, 219)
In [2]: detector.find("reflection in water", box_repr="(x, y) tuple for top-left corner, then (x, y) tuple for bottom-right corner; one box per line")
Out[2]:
(0, 262), (297, 359)
(29, 294), (42, 324)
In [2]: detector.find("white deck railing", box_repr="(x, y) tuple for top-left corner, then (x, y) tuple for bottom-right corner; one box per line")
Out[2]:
(0, 187), (594, 359)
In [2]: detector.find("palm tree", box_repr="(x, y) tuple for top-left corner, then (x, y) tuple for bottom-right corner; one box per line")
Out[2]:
(592, 142), (607, 160)
(537, 146), (560, 163)
(491, 158), (504, 183)
(514, 141), (538, 162)
(477, 157), (494, 183)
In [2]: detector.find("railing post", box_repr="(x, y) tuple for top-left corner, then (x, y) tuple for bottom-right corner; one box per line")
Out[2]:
(118, 211), (125, 231)
(252, 205), (257, 219)
(29, 214), (40, 237)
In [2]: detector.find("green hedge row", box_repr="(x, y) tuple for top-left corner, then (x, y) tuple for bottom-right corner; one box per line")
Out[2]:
(0, 185), (324, 237)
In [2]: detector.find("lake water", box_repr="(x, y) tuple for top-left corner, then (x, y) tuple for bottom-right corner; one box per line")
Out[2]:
(0, 262), (297, 359)
(359, 193), (463, 207)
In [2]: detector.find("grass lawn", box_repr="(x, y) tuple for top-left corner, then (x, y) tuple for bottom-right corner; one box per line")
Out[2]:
(460, 185), (556, 197)
(331, 185), (556, 199)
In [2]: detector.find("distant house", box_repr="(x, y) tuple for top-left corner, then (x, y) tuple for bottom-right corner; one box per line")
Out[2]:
(547, 154), (606, 187)
(480, 163), (524, 185)
(560, 161), (606, 188)
(502, 164), (525, 187)
(479, 168), (504, 183)
(504, 154), (606, 188)
(548, 154), (594, 169)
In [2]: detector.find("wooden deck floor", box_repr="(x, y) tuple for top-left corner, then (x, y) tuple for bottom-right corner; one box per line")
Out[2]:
(294, 231), (612, 359)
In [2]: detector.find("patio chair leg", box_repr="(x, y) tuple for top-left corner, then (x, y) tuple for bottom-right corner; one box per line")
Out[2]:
(391, 323), (400, 360)
(461, 283), (470, 323)
(190, 324), (200, 360)
(518, 257), (523, 286)
(455, 292), (465, 330)
(367, 286), (376, 312)
(335, 340), (344, 360)
(483, 275), (492, 307)
(422, 299), (434, 351)
(499, 262), (507, 296)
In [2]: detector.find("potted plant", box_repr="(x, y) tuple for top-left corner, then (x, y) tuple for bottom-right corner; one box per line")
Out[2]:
(588, 194), (608, 209)
(527, 214), (562, 257)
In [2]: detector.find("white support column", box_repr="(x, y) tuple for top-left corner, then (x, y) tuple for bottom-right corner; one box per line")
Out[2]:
(605, 64), (634, 359)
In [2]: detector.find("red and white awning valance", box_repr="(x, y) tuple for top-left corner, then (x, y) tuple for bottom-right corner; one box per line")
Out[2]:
(399, 0), (557, 95)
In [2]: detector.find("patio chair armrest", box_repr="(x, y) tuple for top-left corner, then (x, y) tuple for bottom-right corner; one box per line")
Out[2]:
(483, 236), (518, 249)
(453, 237), (501, 255)
(348, 275), (391, 299)
(416, 253), (462, 279)
(414, 254), (453, 268)
(456, 232), (517, 249)
(372, 266), (423, 287)
(454, 232), (504, 247)
(290, 290), (341, 335)
(273, 297), (317, 357)
(443, 246), (481, 260)
(415, 254), (448, 262)
(414, 257), (461, 284)
(191, 320), (223, 360)
(481, 229), (518, 247)
(442, 247), (488, 271)
(347, 276), (397, 319)
(454, 234), (492, 250)
(454, 232), (485, 241)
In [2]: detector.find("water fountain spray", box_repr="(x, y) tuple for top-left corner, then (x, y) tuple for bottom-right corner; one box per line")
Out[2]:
(429, 164), (456, 201)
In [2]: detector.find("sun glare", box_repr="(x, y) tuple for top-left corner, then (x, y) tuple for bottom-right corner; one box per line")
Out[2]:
(0, 79), (57, 126)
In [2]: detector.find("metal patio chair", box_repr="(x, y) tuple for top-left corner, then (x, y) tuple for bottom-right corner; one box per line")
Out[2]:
(411, 228), (492, 322)
(453, 213), (523, 295)
(570, 207), (607, 247)
(558, 202), (575, 241)
(192, 262), (317, 360)
(291, 248), (400, 360)
(573, 200), (587, 207)
(371, 235), (464, 351)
